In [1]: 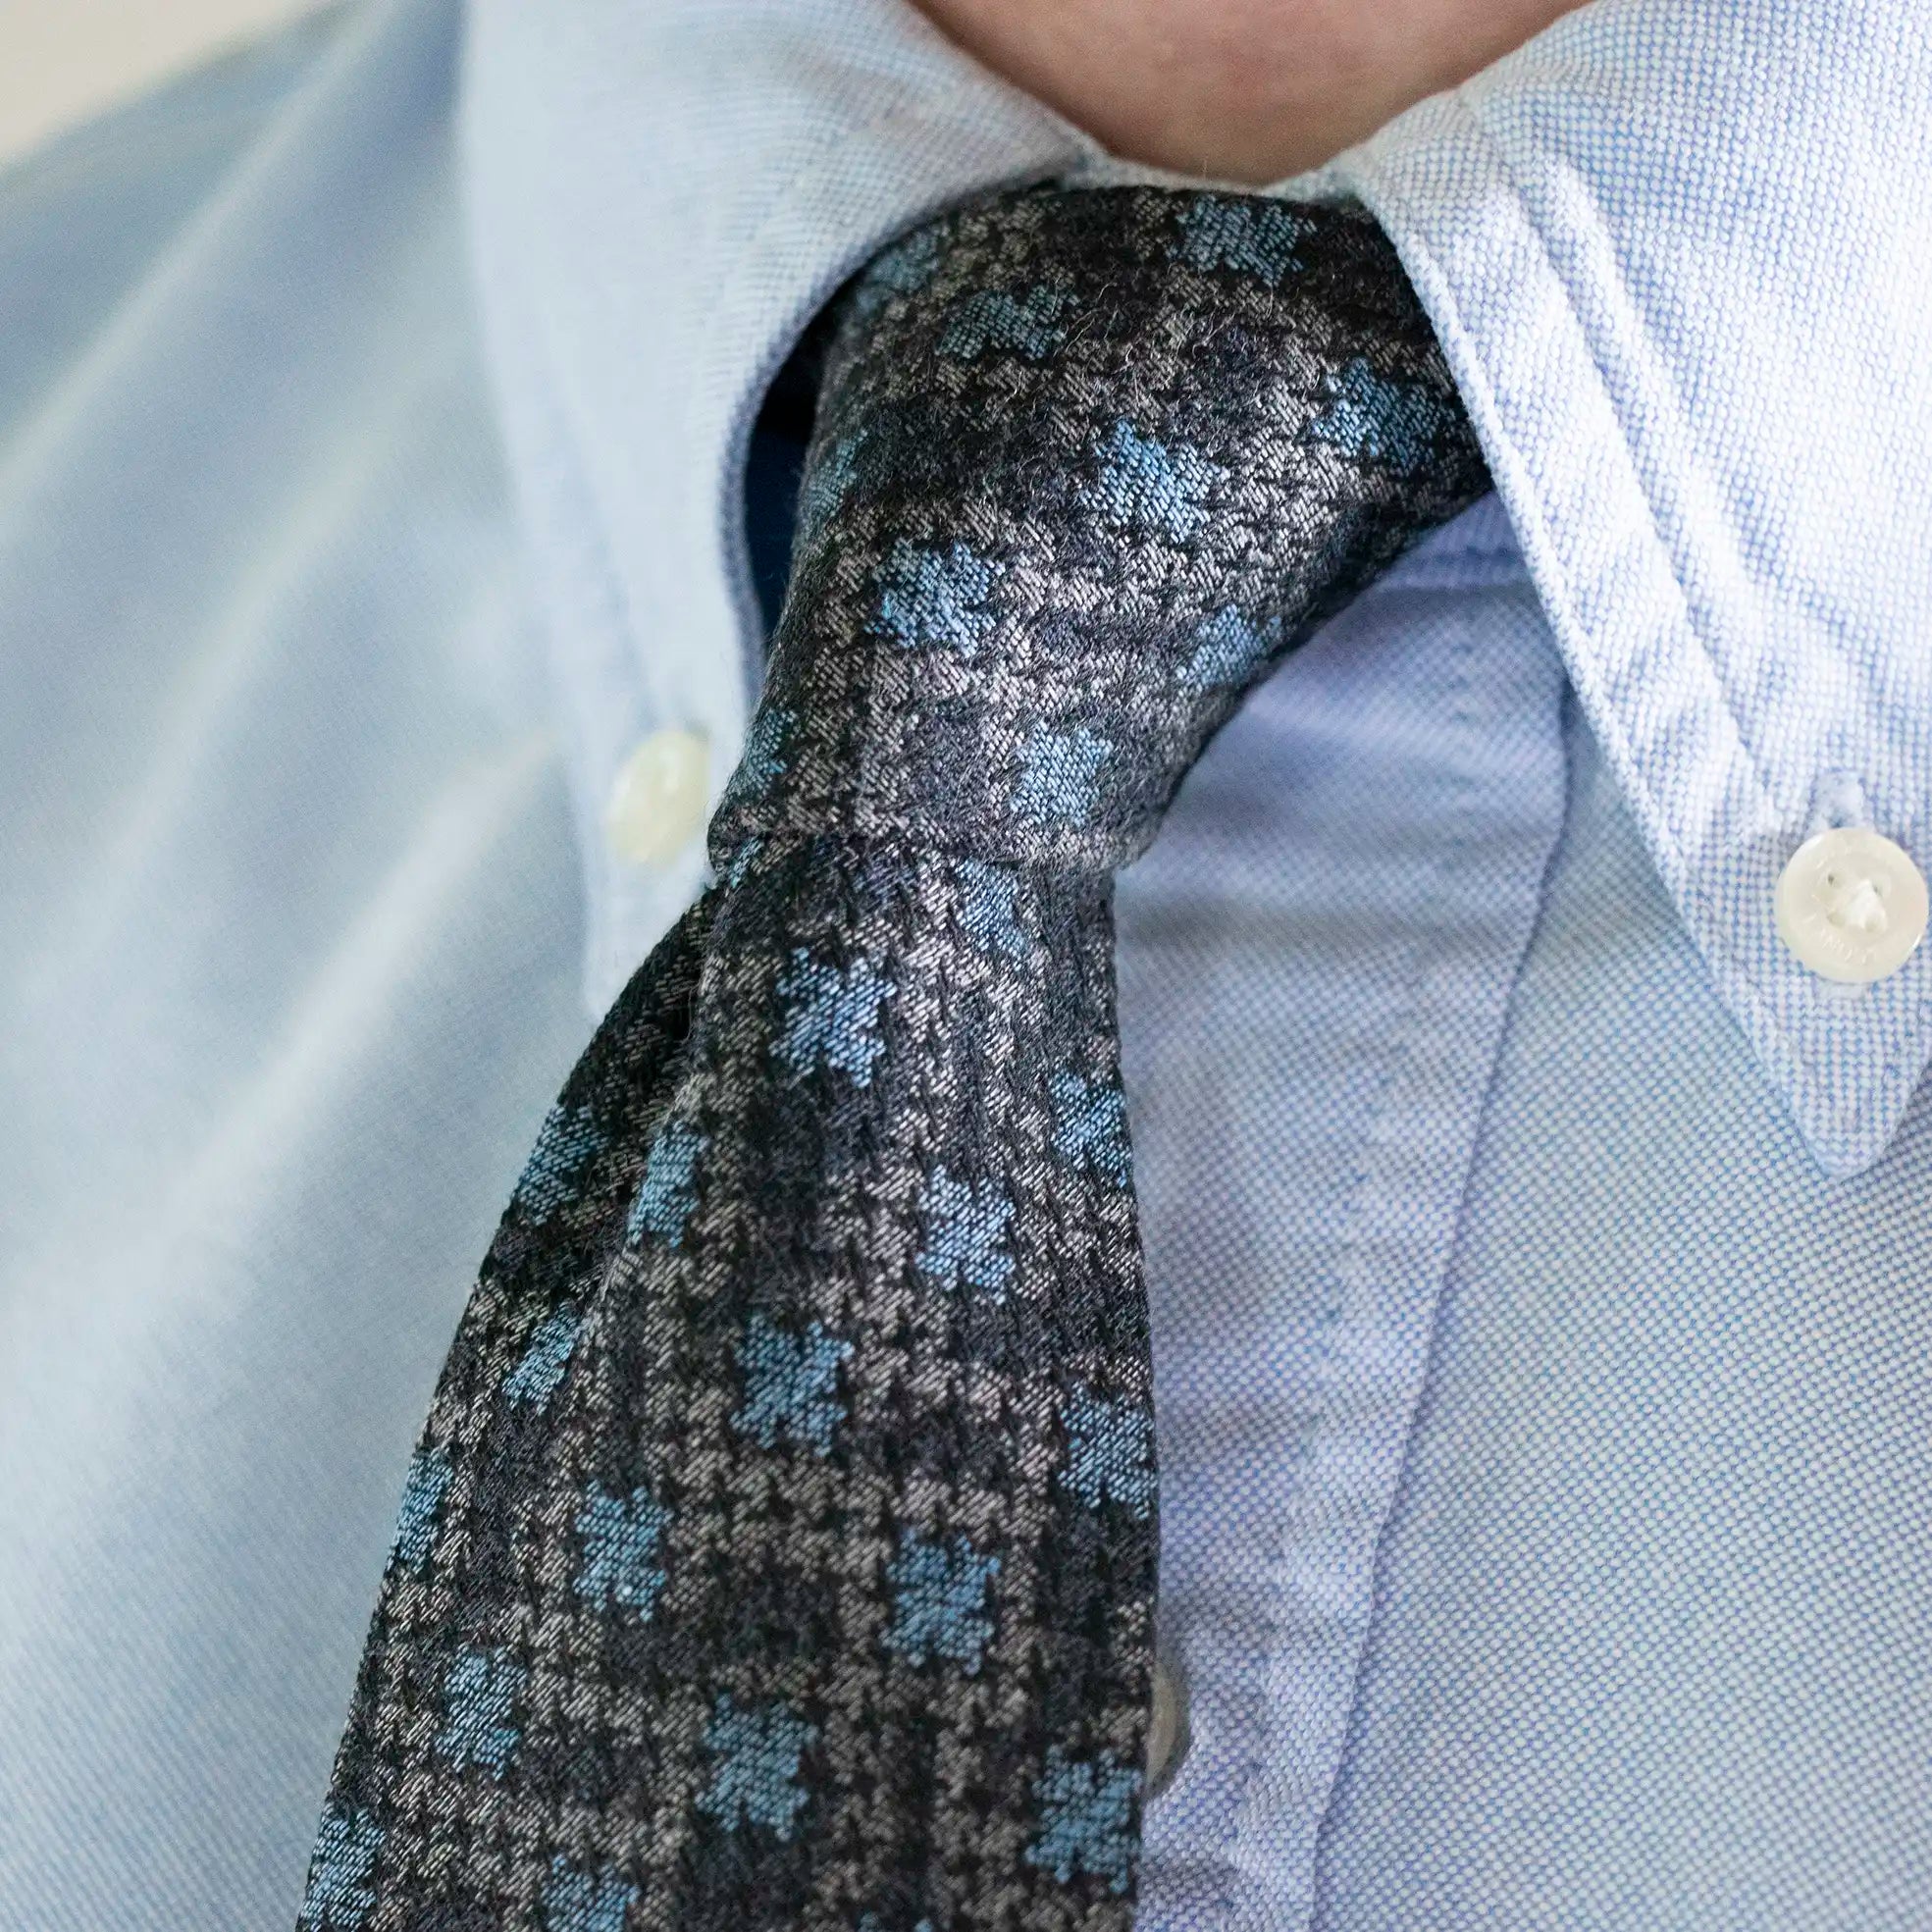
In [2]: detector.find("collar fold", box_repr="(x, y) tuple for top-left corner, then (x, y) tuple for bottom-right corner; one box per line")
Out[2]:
(1329, 0), (1932, 1175)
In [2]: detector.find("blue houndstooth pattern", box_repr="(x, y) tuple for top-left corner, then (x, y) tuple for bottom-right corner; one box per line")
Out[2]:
(300, 185), (1488, 1931)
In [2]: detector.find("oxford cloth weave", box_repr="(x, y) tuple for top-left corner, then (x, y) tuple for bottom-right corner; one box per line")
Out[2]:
(301, 185), (1488, 1931)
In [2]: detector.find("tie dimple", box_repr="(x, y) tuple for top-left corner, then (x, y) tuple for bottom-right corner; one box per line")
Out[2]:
(302, 185), (1487, 1932)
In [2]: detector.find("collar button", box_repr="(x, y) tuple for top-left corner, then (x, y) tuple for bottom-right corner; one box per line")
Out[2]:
(1775, 826), (1927, 983)
(603, 729), (709, 864)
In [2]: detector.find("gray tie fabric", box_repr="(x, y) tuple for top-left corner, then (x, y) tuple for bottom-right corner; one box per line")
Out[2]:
(299, 185), (1488, 1932)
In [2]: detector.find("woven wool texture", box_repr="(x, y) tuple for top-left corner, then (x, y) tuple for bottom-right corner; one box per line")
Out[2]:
(300, 185), (1488, 1932)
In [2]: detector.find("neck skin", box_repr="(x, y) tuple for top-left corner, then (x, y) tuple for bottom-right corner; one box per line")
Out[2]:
(911, 0), (1591, 182)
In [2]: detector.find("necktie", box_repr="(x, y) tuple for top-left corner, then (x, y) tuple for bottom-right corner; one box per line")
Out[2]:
(301, 185), (1487, 1932)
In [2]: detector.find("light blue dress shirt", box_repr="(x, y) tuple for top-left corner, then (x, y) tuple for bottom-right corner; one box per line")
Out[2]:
(2, 2), (1930, 1927)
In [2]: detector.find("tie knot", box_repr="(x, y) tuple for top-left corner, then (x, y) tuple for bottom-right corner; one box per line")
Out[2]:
(712, 185), (1487, 872)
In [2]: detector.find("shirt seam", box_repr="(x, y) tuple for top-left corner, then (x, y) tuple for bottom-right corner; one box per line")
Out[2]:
(1297, 676), (1578, 1930)
(1210, 599), (1560, 1932)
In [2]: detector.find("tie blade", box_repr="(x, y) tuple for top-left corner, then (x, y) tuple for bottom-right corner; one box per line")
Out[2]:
(308, 843), (1157, 1930)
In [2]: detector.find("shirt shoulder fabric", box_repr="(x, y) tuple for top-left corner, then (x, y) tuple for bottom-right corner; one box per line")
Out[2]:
(0, 7), (589, 1925)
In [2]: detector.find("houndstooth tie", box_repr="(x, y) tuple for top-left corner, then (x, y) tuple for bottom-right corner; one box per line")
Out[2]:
(300, 184), (1488, 1932)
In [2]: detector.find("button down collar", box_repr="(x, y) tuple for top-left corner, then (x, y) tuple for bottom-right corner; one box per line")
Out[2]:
(463, 0), (1932, 1175)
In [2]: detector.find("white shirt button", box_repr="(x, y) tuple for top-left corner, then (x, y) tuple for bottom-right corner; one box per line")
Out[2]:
(1146, 1654), (1187, 1795)
(602, 729), (709, 864)
(1775, 826), (1928, 984)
